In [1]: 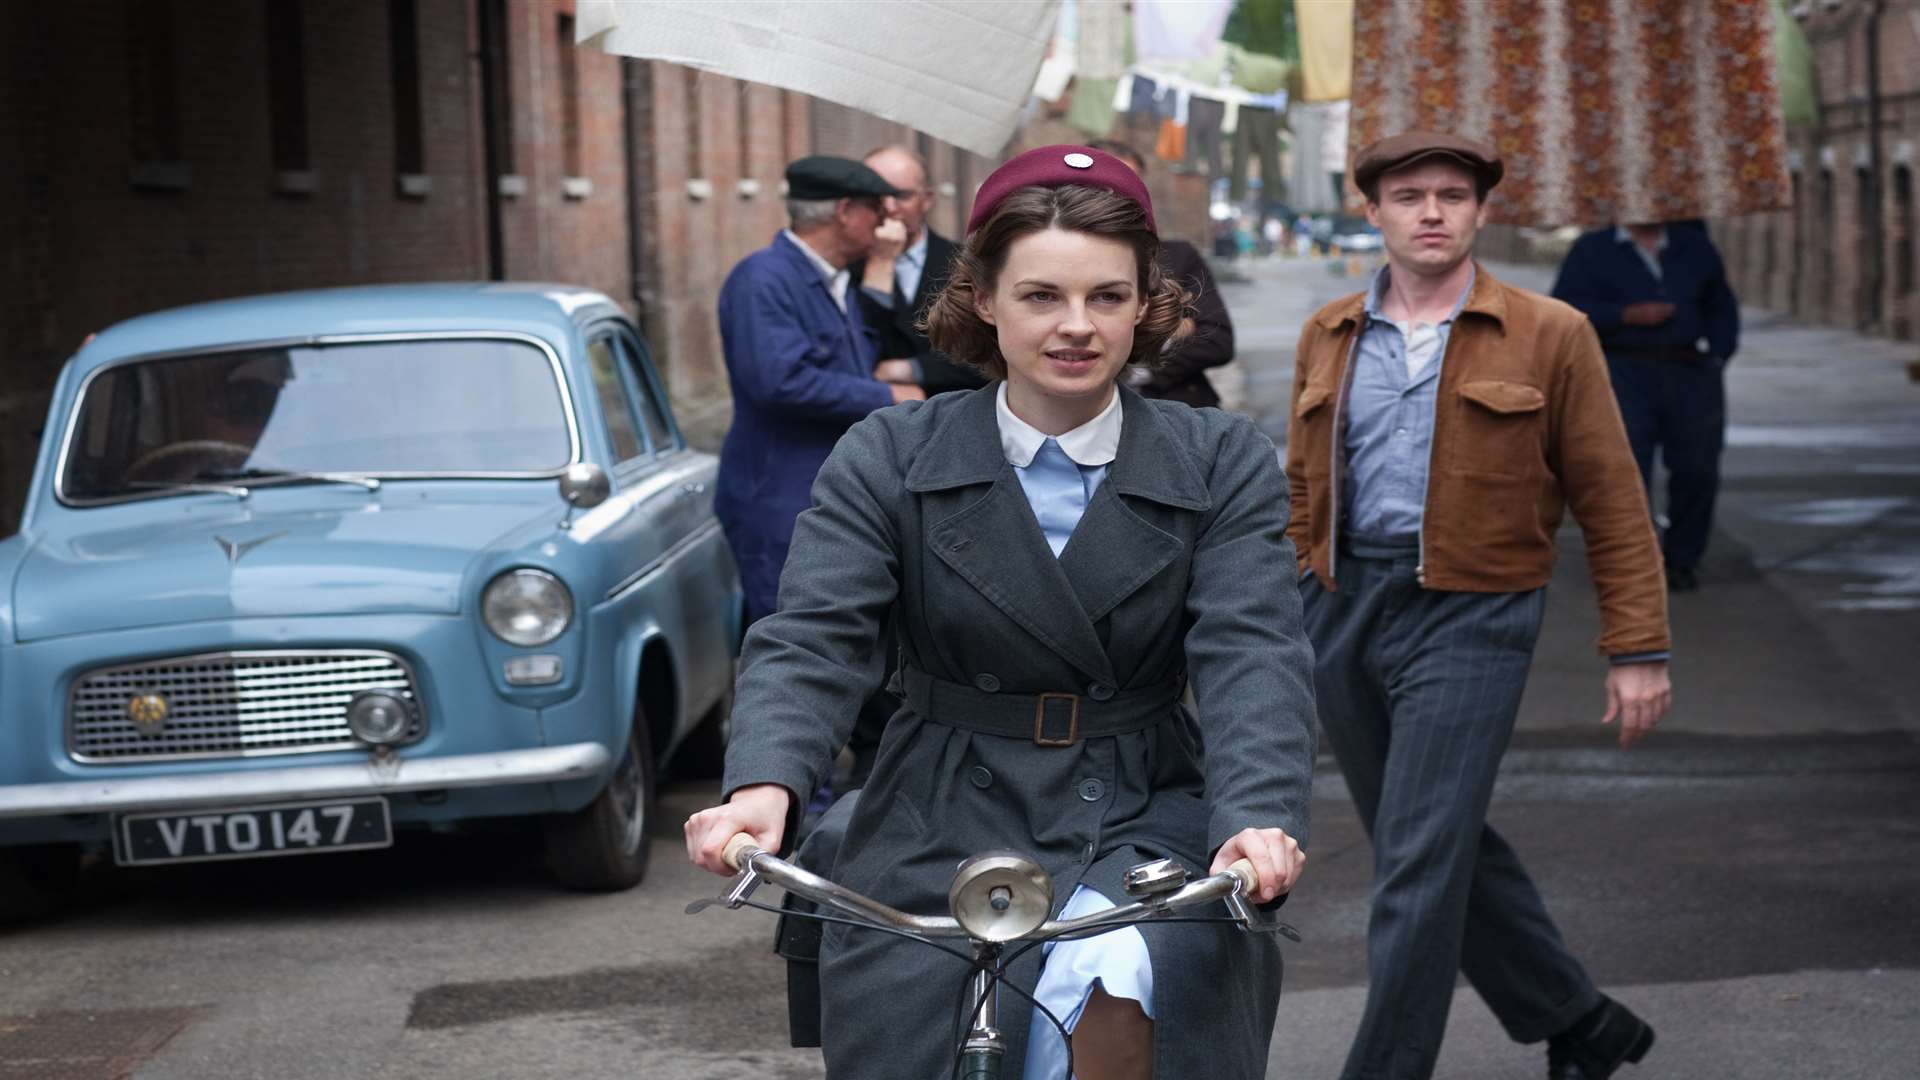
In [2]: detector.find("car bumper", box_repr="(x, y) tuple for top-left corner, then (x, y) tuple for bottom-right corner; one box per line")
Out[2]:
(0, 742), (611, 819)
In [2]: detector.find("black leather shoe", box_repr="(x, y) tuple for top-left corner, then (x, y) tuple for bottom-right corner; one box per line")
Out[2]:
(1666, 565), (1699, 592)
(1546, 995), (1655, 1079)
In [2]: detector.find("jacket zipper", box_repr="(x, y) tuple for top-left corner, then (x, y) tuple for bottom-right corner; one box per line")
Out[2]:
(1415, 320), (1465, 588)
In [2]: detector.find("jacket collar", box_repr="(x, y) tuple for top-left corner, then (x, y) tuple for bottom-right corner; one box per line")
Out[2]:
(1314, 260), (1510, 333)
(771, 230), (844, 303)
(907, 385), (1211, 511)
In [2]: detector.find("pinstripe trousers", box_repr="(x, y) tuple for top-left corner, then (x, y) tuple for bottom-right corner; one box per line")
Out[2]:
(1301, 552), (1601, 1080)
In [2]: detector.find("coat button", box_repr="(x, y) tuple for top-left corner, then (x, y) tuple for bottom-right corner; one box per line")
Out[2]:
(1087, 683), (1115, 701)
(970, 766), (994, 789)
(973, 673), (1001, 693)
(1076, 778), (1105, 802)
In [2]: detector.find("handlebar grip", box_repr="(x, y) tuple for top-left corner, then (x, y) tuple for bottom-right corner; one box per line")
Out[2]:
(1226, 858), (1258, 894)
(721, 833), (762, 872)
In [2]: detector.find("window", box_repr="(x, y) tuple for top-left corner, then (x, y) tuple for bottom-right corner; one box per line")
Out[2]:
(557, 13), (582, 178)
(389, 0), (424, 178)
(62, 340), (573, 502)
(127, 0), (185, 188)
(616, 333), (679, 455)
(266, 1), (310, 174)
(588, 336), (645, 462)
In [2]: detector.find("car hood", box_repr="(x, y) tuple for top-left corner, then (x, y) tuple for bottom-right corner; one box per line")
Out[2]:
(12, 498), (556, 642)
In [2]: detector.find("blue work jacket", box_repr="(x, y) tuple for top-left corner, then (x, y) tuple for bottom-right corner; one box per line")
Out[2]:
(715, 231), (895, 617)
(1550, 224), (1740, 360)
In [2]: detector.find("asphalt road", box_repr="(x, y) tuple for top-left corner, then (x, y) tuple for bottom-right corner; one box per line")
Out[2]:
(3, 255), (1917, 1079)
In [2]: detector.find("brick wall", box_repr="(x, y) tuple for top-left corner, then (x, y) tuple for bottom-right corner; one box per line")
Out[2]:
(0, 0), (630, 533)
(1715, 0), (1920, 341)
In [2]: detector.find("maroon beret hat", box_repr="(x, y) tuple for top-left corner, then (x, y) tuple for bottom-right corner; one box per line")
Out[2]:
(1352, 131), (1504, 196)
(966, 145), (1157, 235)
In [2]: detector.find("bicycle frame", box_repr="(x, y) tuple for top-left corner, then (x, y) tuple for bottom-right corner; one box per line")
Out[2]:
(689, 835), (1275, 1078)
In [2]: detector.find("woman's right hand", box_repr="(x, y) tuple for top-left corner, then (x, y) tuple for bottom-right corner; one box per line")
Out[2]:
(684, 783), (793, 875)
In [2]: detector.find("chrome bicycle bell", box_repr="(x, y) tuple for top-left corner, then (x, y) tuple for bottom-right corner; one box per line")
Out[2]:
(948, 852), (1053, 943)
(1122, 857), (1189, 898)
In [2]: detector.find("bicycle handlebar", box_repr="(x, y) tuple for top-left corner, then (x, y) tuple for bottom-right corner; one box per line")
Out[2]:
(716, 832), (1260, 942)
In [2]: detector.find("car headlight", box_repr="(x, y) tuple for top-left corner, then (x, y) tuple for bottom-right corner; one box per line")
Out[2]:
(482, 568), (574, 646)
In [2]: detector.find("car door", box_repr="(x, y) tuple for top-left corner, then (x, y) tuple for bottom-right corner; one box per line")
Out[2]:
(582, 320), (733, 730)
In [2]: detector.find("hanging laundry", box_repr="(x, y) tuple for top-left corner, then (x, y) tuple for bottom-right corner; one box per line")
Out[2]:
(1067, 77), (1120, 138)
(1156, 116), (1188, 163)
(1133, 0), (1234, 62)
(1186, 95), (1227, 176)
(1293, 0), (1353, 103)
(1229, 105), (1285, 206)
(1076, 0), (1129, 80)
(1348, 0), (1789, 222)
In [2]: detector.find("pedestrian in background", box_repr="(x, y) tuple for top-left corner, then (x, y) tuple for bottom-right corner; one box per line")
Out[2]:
(1551, 219), (1740, 591)
(852, 144), (987, 397)
(715, 156), (925, 626)
(1089, 139), (1237, 408)
(1285, 132), (1671, 1080)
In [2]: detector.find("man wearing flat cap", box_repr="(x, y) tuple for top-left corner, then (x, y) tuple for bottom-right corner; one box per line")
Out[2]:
(716, 156), (926, 626)
(1285, 132), (1671, 1080)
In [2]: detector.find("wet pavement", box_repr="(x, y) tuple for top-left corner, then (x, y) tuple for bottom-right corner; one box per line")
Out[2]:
(1, 255), (1917, 1079)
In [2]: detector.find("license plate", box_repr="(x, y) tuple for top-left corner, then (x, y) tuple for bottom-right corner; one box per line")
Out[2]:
(113, 797), (393, 866)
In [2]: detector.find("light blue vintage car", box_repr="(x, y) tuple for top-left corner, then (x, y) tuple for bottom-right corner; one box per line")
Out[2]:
(0, 284), (742, 917)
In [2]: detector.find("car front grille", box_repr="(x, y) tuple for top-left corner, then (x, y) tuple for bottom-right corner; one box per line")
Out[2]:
(68, 650), (424, 763)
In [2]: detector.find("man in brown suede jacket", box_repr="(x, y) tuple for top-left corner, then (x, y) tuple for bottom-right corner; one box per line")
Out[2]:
(1285, 132), (1671, 1080)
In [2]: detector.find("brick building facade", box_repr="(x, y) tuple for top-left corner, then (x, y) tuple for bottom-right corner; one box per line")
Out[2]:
(1714, 0), (1920, 340)
(0, 0), (1115, 535)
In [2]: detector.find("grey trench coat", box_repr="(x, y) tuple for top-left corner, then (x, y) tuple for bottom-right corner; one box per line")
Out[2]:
(723, 385), (1318, 1078)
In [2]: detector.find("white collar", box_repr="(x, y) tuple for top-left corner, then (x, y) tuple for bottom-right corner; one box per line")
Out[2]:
(995, 382), (1123, 468)
(783, 228), (849, 292)
(1614, 224), (1668, 251)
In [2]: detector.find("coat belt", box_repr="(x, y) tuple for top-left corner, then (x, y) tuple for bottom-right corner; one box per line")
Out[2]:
(899, 668), (1181, 747)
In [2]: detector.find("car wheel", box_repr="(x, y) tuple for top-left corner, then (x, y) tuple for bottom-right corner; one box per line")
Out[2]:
(671, 687), (733, 780)
(0, 844), (80, 924)
(544, 716), (656, 892)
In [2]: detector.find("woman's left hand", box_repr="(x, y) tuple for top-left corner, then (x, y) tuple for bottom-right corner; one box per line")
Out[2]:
(1210, 827), (1305, 903)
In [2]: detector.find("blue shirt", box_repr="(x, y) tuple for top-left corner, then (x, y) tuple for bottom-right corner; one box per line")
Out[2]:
(1341, 265), (1473, 544)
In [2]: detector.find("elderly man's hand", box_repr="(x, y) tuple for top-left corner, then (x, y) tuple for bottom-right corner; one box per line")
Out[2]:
(1603, 661), (1671, 747)
(869, 218), (909, 263)
(874, 359), (917, 383)
(1621, 301), (1676, 327)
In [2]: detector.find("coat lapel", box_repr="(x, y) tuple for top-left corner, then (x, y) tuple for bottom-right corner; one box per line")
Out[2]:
(908, 389), (1117, 684)
(1057, 390), (1210, 623)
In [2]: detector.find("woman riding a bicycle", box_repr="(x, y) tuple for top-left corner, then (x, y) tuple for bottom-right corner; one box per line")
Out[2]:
(687, 145), (1318, 1080)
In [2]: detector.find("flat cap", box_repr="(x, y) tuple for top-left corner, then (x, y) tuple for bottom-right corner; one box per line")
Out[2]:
(1353, 131), (1503, 196)
(966, 145), (1156, 235)
(784, 155), (907, 201)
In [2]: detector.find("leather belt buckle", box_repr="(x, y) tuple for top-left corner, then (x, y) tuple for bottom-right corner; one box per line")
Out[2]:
(1033, 692), (1080, 747)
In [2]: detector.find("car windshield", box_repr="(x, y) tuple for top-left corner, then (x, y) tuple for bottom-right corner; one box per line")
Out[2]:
(1331, 217), (1376, 235)
(60, 338), (574, 502)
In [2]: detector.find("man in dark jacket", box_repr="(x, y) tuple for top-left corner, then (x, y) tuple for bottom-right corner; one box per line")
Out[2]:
(716, 156), (925, 624)
(1552, 220), (1740, 591)
(1093, 139), (1237, 407)
(850, 145), (986, 397)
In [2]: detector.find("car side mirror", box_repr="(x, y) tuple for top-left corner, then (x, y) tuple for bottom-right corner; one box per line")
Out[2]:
(557, 463), (609, 529)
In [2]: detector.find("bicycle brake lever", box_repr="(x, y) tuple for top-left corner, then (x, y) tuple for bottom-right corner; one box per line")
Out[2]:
(1221, 889), (1304, 941)
(683, 864), (765, 916)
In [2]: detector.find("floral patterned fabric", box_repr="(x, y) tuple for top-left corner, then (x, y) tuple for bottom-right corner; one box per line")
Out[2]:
(1349, 0), (1790, 225)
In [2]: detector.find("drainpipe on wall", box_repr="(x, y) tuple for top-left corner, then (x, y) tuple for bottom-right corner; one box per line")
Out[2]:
(1864, 0), (1886, 332)
(477, 0), (507, 281)
(622, 58), (654, 325)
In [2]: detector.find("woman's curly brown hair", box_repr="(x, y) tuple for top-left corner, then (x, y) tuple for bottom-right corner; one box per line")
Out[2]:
(920, 185), (1192, 381)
